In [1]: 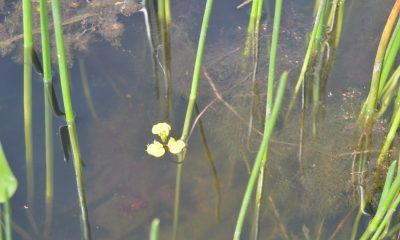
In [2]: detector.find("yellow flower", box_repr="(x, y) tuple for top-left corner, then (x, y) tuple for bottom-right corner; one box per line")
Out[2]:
(146, 140), (165, 158)
(151, 122), (171, 142)
(167, 137), (186, 154)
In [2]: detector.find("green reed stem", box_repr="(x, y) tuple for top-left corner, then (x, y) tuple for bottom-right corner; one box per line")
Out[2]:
(4, 195), (11, 240)
(378, 65), (400, 118)
(195, 103), (221, 221)
(372, 190), (400, 239)
(243, 0), (260, 57)
(350, 210), (363, 240)
(334, 0), (345, 48)
(0, 211), (2, 240)
(0, 210), (2, 240)
(266, 0), (283, 115)
(377, 97), (400, 165)
(78, 58), (99, 121)
(51, 0), (91, 239)
(150, 218), (160, 240)
(361, 161), (400, 240)
(22, 0), (34, 218)
(172, 154), (182, 240)
(156, 0), (173, 118)
(359, 0), (400, 130)
(378, 18), (400, 97)
(180, 0), (213, 141)
(245, 0), (263, 153)
(39, 0), (54, 236)
(172, 1), (214, 239)
(165, 0), (171, 31)
(233, 72), (287, 240)
(252, 0), (283, 238)
(379, 159), (396, 207)
(285, 0), (328, 121)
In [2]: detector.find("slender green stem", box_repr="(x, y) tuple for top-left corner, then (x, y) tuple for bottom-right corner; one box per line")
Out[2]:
(372, 193), (400, 240)
(39, 0), (54, 236)
(359, 0), (400, 130)
(0, 207), (2, 240)
(150, 218), (160, 240)
(378, 65), (400, 117)
(379, 160), (397, 208)
(22, 0), (34, 218)
(180, 0), (213, 141)
(51, 0), (91, 239)
(378, 18), (400, 96)
(377, 100), (400, 165)
(266, 0), (283, 116)
(243, 0), (260, 57)
(172, 156), (182, 240)
(78, 58), (99, 121)
(233, 72), (287, 240)
(350, 210), (363, 240)
(253, 1), (283, 238)
(361, 161), (400, 239)
(172, 1), (214, 238)
(4, 192), (12, 240)
(285, 0), (328, 120)
(0, 204), (4, 240)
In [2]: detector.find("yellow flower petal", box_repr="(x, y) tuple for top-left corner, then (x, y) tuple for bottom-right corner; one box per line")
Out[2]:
(146, 140), (165, 158)
(167, 137), (186, 154)
(151, 122), (171, 142)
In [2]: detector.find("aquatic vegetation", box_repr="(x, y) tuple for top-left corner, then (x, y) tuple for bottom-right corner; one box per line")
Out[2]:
(146, 122), (186, 157)
(3, 0), (400, 239)
(0, 141), (18, 240)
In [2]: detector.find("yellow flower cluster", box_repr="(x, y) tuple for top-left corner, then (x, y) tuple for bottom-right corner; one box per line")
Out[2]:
(146, 122), (186, 158)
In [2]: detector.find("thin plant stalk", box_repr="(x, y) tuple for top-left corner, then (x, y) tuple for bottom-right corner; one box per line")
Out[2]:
(156, 0), (173, 118)
(39, 0), (54, 236)
(22, 0), (35, 223)
(350, 210), (363, 240)
(253, 0), (283, 237)
(141, 0), (160, 99)
(266, 0), (283, 114)
(335, 1), (346, 47)
(0, 210), (2, 240)
(358, 0), (400, 130)
(360, 161), (400, 239)
(233, 72), (287, 240)
(0, 214), (3, 240)
(376, 77), (400, 165)
(372, 193), (400, 239)
(195, 103), (221, 221)
(51, 0), (91, 239)
(172, 0), (214, 239)
(78, 58), (99, 121)
(243, 0), (260, 57)
(245, 0), (263, 149)
(377, 111), (400, 164)
(378, 18), (400, 97)
(4, 195), (11, 240)
(285, 0), (328, 121)
(150, 218), (160, 240)
(378, 65), (400, 117)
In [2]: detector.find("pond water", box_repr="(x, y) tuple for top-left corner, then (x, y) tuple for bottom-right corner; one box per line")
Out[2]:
(0, 0), (397, 239)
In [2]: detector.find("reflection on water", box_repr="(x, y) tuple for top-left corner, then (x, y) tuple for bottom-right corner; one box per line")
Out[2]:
(0, 0), (396, 239)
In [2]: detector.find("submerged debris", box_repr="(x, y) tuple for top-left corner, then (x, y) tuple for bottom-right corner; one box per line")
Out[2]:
(0, 0), (142, 64)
